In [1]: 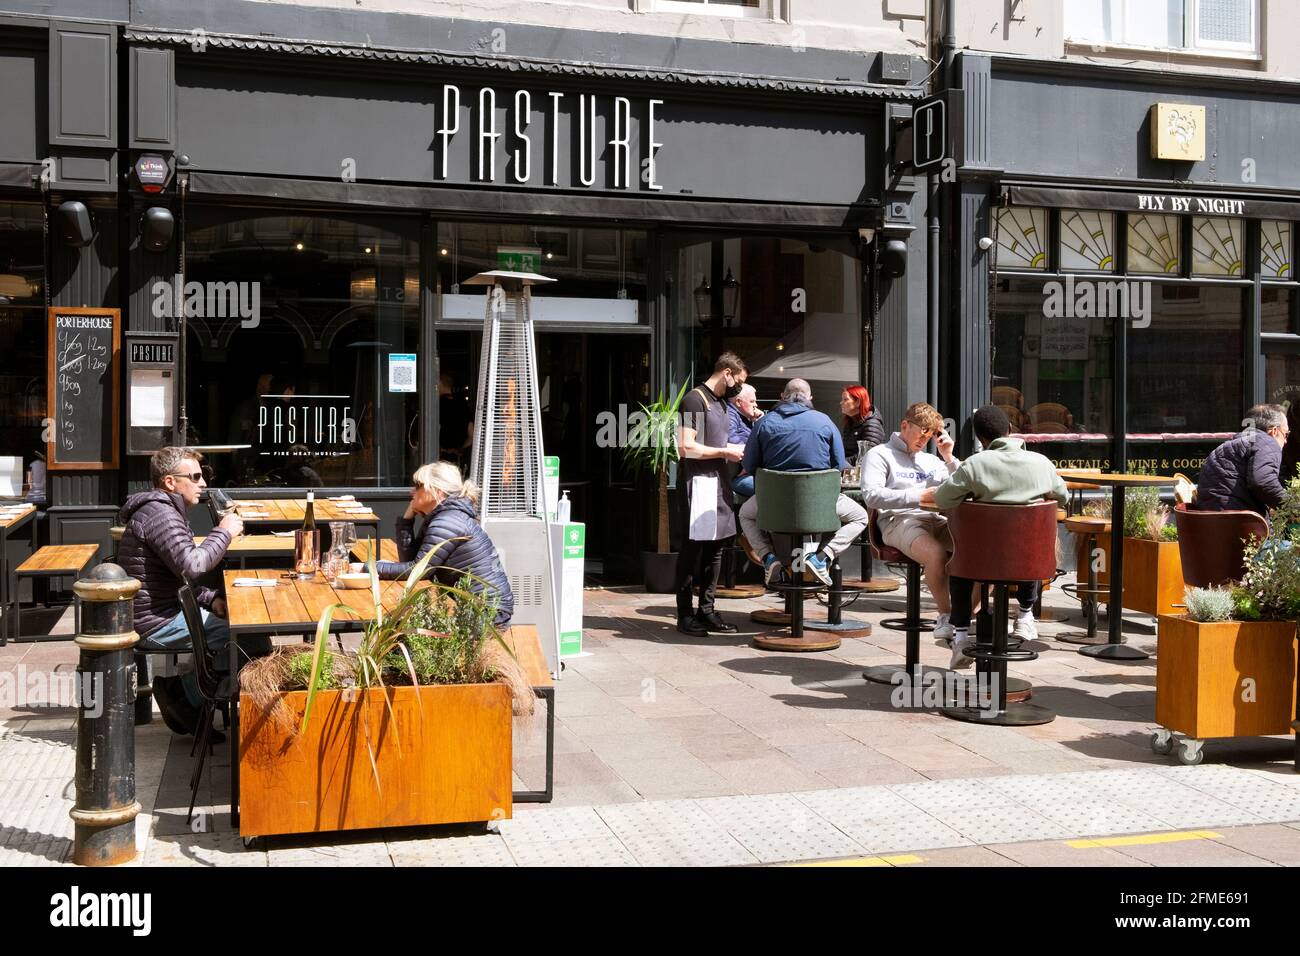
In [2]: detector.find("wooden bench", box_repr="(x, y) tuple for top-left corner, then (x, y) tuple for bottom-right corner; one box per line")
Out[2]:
(501, 623), (555, 804)
(13, 544), (99, 641)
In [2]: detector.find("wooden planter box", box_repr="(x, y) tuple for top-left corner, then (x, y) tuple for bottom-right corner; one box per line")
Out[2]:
(1076, 535), (1185, 616)
(1156, 615), (1298, 740)
(239, 683), (513, 838)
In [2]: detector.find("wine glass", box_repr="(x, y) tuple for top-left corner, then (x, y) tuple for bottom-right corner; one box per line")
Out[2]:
(210, 488), (234, 517)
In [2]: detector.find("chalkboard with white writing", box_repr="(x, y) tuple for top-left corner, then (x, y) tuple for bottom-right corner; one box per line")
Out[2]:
(46, 307), (121, 469)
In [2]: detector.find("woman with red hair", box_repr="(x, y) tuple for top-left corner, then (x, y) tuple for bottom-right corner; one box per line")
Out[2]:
(840, 384), (885, 465)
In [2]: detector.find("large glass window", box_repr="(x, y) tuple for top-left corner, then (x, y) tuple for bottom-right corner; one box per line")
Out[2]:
(671, 236), (862, 420)
(1065, 0), (1258, 55)
(184, 209), (421, 488)
(0, 203), (45, 499)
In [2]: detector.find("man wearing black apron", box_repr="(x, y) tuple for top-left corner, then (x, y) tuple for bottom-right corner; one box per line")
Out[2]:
(673, 352), (748, 636)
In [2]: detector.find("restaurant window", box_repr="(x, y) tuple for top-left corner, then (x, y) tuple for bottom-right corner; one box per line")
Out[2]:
(992, 278), (1114, 470)
(1059, 209), (1116, 273)
(0, 203), (45, 498)
(1065, 0), (1258, 56)
(184, 208), (421, 489)
(671, 236), (862, 420)
(995, 207), (1048, 271)
(1261, 287), (1299, 335)
(654, 0), (770, 18)
(1127, 285), (1244, 476)
(1190, 216), (1244, 277)
(1127, 213), (1182, 275)
(1261, 220), (1293, 280)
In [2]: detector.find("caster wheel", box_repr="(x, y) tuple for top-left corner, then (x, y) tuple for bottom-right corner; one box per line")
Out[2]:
(1150, 730), (1174, 755)
(242, 836), (262, 851)
(1177, 741), (1204, 766)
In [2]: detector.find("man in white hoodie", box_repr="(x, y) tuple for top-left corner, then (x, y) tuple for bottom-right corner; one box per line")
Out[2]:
(860, 402), (961, 639)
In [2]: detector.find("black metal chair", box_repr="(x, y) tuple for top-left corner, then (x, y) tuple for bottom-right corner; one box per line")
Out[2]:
(178, 585), (228, 826)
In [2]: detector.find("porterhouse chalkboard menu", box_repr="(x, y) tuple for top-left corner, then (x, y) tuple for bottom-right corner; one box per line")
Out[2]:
(46, 307), (121, 470)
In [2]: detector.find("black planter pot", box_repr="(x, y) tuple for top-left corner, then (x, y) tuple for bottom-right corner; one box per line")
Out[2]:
(641, 551), (679, 594)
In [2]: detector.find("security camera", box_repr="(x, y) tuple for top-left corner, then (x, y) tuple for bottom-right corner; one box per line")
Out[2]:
(978, 236), (994, 251)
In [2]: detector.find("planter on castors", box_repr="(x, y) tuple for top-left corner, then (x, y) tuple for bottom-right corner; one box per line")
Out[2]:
(940, 499), (1058, 726)
(1071, 532), (1185, 617)
(239, 682), (513, 838)
(750, 468), (866, 651)
(1149, 504), (1287, 766)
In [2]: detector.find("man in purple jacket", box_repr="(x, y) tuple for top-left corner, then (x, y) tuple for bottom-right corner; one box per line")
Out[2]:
(117, 447), (243, 735)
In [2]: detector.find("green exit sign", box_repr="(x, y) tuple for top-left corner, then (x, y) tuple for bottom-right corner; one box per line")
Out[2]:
(497, 246), (542, 273)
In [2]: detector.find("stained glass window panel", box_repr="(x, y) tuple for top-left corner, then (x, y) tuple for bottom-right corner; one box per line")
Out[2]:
(1059, 210), (1115, 272)
(1262, 220), (1292, 280)
(1127, 213), (1182, 275)
(1191, 217), (1244, 277)
(996, 207), (1048, 270)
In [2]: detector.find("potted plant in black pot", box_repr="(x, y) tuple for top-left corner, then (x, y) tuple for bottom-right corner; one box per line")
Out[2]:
(623, 382), (688, 593)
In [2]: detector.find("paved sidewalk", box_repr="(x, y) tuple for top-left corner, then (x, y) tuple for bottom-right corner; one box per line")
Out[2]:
(2, 575), (1298, 866)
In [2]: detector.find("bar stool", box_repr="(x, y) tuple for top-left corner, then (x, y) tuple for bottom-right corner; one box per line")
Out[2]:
(750, 468), (854, 652)
(715, 494), (767, 600)
(862, 509), (946, 685)
(1059, 515), (1111, 646)
(942, 500), (1057, 726)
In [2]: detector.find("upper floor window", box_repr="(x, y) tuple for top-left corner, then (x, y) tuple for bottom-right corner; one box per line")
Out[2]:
(1066, 0), (1258, 56)
(655, 0), (770, 19)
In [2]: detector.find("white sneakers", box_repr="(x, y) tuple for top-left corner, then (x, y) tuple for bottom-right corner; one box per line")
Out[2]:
(949, 634), (974, 669)
(1012, 612), (1038, 643)
(933, 612), (955, 642)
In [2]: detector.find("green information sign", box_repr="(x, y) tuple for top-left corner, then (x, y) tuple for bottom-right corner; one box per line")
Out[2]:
(497, 246), (542, 273)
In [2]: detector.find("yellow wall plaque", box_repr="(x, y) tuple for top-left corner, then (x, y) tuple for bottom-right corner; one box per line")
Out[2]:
(1150, 103), (1206, 162)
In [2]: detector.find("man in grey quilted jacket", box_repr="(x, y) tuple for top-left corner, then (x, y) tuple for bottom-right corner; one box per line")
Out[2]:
(117, 446), (243, 735)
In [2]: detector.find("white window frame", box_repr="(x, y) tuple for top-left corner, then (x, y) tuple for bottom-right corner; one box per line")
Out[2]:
(654, 0), (774, 20)
(1064, 0), (1259, 58)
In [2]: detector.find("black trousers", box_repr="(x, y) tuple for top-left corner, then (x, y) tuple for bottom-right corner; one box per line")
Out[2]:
(674, 536), (731, 617)
(950, 577), (1040, 630)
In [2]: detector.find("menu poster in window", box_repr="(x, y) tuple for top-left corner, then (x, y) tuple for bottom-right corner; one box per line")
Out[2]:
(46, 307), (121, 470)
(1040, 316), (1090, 361)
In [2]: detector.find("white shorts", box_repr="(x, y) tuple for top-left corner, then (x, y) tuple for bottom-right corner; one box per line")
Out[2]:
(881, 513), (952, 560)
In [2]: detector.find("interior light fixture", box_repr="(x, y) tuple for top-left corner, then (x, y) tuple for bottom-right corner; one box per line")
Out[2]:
(295, 242), (304, 252)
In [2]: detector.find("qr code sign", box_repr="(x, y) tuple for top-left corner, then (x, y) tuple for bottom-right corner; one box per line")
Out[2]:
(391, 364), (415, 387)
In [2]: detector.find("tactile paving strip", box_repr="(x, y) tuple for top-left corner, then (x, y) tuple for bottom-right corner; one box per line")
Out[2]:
(923, 804), (1071, 844)
(508, 836), (639, 867)
(497, 806), (616, 844)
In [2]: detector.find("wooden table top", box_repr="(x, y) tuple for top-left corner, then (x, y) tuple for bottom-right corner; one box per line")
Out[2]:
(0, 504), (36, 530)
(222, 568), (430, 633)
(1056, 470), (1176, 487)
(16, 543), (99, 575)
(229, 498), (380, 524)
(350, 539), (400, 563)
(195, 534), (296, 554)
(500, 624), (553, 688)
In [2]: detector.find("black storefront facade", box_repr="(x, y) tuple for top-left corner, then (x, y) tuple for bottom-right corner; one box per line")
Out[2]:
(945, 52), (1300, 478)
(0, 0), (931, 583)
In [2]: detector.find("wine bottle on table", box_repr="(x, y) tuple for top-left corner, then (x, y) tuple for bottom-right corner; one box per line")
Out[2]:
(295, 491), (320, 579)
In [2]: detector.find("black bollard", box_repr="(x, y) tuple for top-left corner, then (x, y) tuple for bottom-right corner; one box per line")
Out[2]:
(70, 563), (141, 866)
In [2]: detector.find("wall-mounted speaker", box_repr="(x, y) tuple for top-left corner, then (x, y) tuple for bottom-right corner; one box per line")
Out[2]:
(56, 201), (96, 248)
(141, 207), (175, 253)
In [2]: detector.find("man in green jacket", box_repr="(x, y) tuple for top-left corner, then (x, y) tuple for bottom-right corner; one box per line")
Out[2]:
(920, 405), (1068, 668)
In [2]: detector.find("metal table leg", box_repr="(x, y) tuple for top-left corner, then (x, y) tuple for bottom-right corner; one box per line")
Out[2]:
(1080, 485), (1148, 661)
(229, 633), (240, 828)
(513, 686), (555, 804)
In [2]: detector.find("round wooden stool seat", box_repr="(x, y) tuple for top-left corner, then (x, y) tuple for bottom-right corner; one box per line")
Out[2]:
(716, 583), (767, 599)
(753, 631), (841, 652)
(1063, 516), (1111, 535)
(843, 577), (901, 593)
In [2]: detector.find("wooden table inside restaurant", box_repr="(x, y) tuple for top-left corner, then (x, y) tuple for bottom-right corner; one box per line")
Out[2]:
(1056, 470), (1177, 662)
(0, 503), (37, 644)
(221, 567), (431, 826)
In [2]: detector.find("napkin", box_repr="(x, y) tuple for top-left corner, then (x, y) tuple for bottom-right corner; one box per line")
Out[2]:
(270, 530), (296, 537)
(231, 578), (280, 588)
(328, 495), (356, 501)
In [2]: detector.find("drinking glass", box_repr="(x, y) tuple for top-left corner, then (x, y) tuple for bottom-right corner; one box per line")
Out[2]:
(210, 488), (234, 517)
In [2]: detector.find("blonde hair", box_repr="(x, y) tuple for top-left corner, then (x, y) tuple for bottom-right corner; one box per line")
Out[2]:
(413, 461), (480, 507)
(903, 402), (944, 433)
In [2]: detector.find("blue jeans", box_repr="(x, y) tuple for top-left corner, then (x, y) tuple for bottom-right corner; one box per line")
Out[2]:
(139, 608), (231, 707)
(732, 475), (754, 498)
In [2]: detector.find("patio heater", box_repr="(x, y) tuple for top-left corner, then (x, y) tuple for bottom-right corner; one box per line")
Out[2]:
(466, 270), (562, 676)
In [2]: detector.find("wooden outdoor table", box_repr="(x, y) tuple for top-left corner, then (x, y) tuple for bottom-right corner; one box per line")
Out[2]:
(13, 543), (99, 642)
(0, 503), (37, 644)
(194, 534), (296, 568)
(228, 498), (381, 534)
(349, 538), (400, 564)
(221, 567), (432, 826)
(1056, 470), (1176, 662)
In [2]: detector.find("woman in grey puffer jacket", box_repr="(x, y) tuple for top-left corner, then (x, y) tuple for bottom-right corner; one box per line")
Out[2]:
(374, 461), (515, 626)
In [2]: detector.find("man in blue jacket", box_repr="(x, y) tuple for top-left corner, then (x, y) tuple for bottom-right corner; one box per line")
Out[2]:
(737, 379), (867, 586)
(1197, 404), (1289, 516)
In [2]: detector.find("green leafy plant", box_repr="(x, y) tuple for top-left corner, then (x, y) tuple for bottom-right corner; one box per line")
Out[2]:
(1080, 470), (1177, 541)
(1237, 531), (1300, 621)
(1183, 586), (1235, 623)
(622, 380), (689, 554)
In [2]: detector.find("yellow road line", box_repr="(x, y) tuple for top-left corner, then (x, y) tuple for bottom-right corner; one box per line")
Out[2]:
(794, 853), (924, 867)
(1067, 830), (1221, 849)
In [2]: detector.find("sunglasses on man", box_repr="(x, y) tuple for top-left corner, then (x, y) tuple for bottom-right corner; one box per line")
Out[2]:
(169, 471), (205, 483)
